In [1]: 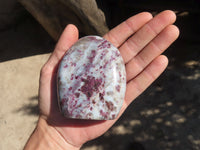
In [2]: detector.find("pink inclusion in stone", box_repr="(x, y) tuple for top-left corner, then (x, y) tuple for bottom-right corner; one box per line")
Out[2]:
(57, 36), (126, 120)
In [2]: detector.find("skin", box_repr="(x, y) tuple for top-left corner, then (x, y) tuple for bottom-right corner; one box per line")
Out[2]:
(24, 10), (179, 150)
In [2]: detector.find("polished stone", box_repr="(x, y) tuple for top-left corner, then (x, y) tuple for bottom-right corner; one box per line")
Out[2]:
(57, 36), (126, 120)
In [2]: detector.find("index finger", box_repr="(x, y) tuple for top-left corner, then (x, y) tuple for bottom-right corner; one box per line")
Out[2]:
(103, 12), (153, 47)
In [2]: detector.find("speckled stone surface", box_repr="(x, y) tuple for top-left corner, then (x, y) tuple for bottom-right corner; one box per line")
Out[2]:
(57, 36), (126, 120)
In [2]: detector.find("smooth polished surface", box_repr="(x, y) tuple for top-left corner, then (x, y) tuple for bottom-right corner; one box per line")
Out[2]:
(57, 36), (126, 120)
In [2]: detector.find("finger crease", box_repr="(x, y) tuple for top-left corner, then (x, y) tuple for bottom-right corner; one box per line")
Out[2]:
(136, 54), (147, 70)
(126, 39), (139, 58)
(124, 19), (137, 34)
(144, 67), (157, 82)
(127, 58), (144, 79)
(150, 40), (163, 53)
(145, 23), (158, 37)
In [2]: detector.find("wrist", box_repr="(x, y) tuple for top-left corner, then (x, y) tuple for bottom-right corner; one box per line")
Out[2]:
(24, 116), (81, 150)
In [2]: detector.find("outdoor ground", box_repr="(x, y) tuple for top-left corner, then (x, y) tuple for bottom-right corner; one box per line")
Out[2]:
(0, 1), (200, 150)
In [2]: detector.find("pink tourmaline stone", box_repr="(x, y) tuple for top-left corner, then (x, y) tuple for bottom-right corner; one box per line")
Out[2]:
(57, 36), (126, 120)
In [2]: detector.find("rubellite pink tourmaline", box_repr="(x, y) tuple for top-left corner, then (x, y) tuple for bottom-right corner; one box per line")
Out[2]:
(57, 36), (126, 120)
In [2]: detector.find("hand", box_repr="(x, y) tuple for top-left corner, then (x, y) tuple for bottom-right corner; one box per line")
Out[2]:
(26, 10), (179, 149)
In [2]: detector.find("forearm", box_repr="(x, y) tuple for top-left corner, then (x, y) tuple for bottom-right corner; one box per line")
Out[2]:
(24, 117), (81, 150)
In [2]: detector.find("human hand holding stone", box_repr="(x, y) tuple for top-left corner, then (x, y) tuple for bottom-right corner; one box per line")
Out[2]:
(24, 10), (179, 150)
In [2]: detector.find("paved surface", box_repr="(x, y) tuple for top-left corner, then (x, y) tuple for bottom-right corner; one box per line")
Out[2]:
(0, 54), (49, 150)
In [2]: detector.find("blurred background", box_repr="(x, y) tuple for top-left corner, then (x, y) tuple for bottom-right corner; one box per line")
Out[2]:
(0, 0), (199, 150)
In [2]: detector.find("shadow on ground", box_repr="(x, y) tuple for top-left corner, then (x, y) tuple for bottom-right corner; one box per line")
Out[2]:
(1, 1), (200, 150)
(83, 8), (200, 149)
(14, 96), (39, 116)
(81, 38), (200, 149)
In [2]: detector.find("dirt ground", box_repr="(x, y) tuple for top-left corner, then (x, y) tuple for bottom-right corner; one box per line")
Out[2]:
(0, 1), (200, 150)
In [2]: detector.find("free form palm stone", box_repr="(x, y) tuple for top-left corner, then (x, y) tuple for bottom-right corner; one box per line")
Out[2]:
(57, 36), (126, 120)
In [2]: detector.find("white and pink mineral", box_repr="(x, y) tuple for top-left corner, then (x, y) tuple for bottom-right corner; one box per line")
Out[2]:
(57, 36), (126, 120)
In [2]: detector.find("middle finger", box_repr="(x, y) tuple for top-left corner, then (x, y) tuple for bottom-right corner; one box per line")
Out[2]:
(119, 10), (176, 64)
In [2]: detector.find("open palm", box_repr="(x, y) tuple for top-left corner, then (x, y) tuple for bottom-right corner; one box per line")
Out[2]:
(38, 10), (179, 148)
